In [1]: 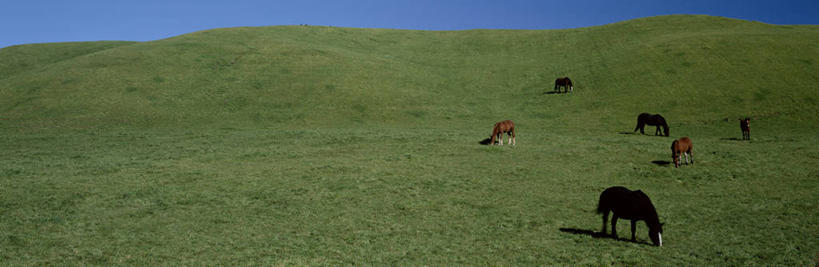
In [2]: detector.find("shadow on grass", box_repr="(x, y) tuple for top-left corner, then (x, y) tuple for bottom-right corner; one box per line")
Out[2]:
(623, 131), (670, 137)
(651, 160), (671, 166)
(479, 138), (492, 145)
(720, 137), (744, 141)
(559, 227), (654, 246)
(544, 91), (570, 95)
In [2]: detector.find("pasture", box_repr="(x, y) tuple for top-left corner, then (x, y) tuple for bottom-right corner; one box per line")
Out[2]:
(2, 122), (816, 265)
(1, 15), (818, 265)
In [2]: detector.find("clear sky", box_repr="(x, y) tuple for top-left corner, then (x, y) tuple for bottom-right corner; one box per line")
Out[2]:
(1, 0), (817, 48)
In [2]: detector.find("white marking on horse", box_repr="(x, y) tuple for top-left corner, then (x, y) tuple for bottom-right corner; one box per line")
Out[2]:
(658, 233), (663, 246)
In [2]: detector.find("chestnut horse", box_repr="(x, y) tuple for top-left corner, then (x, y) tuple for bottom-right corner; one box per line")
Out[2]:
(739, 118), (750, 140)
(597, 186), (664, 246)
(634, 113), (669, 137)
(554, 77), (573, 93)
(490, 120), (516, 146)
(671, 137), (693, 168)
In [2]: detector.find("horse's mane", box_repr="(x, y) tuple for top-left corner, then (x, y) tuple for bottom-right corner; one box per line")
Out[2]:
(633, 190), (661, 226)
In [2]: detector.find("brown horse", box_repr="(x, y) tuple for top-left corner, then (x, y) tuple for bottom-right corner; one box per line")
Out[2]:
(739, 118), (750, 140)
(490, 120), (516, 146)
(671, 137), (693, 168)
(554, 77), (573, 93)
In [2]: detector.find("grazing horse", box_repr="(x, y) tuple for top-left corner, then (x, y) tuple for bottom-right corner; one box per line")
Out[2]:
(634, 113), (669, 136)
(671, 137), (693, 168)
(490, 120), (516, 146)
(597, 186), (664, 246)
(554, 77), (573, 93)
(739, 117), (750, 140)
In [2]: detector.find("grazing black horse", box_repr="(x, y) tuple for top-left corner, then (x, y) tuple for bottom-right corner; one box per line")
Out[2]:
(597, 186), (664, 246)
(554, 77), (573, 93)
(634, 113), (669, 136)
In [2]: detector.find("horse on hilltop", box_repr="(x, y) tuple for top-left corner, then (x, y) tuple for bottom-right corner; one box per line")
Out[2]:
(671, 137), (693, 168)
(490, 120), (516, 146)
(739, 117), (750, 140)
(597, 186), (664, 246)
(634, 113), (669, 137)
(554, 77), (573, 93)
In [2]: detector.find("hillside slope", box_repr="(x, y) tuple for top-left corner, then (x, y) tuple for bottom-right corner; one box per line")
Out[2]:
(1, 15), (818, 131)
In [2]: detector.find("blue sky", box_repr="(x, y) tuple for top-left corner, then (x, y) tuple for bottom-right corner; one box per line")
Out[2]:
(1, 0), (817, 48)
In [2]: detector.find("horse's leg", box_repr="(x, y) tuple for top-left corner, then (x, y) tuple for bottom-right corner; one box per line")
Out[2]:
(689, 149), (694, 165)
(675, 154), (680, 168)
(601, 211), (609, 234)
(611, 215), (619, 238)
(498, 133), (503, 146)
(630, 220), (637, 241)
(512, 129), (516, 145)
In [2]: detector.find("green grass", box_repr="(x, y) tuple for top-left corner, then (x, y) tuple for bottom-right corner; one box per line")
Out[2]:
(1, 15), (817, 265)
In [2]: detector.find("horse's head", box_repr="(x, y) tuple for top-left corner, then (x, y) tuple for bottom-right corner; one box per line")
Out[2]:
(671, 140), (679, 167)
(649, 222), (664, 246)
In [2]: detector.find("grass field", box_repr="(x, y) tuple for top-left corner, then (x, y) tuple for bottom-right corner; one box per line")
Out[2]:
(1, 15), (818, 265)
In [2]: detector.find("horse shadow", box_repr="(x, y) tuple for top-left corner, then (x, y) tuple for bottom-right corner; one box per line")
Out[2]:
(479, 138), (493, 145)
(558, 227), (654, 246)
(720, 137), (742, 141)
(651, 160), (671, 166)
(544, 91), (567, 95)
(622, 131), (669, 137)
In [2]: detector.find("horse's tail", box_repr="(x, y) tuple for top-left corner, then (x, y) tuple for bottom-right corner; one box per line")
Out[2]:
(634, 118), (643, 132)
(596, 194), (608, 214)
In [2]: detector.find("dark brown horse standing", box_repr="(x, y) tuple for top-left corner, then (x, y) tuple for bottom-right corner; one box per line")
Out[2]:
(634, 113), (669, 136)
(597, 186), (664, 246)
(739, 117), (750, 140)
(490, 120), (516, 146)
(671, 137), (693, 168)
(554, 77), (573, 93)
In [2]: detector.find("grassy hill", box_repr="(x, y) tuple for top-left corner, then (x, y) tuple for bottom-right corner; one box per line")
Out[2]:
(1, 15), (817, 265)
(2, 15), (818, 130)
